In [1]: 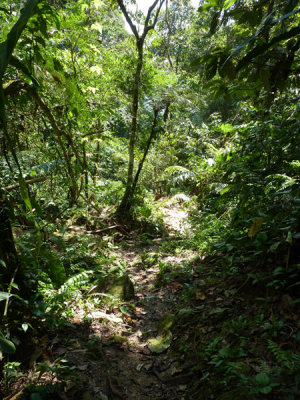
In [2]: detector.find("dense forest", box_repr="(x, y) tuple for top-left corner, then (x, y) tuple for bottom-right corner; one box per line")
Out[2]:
(0, 0), (299, 399)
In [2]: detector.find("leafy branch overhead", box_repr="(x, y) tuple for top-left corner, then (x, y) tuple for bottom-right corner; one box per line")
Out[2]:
(194, 0), (300, 94)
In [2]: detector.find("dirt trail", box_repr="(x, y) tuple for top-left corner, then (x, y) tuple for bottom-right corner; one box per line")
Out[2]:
(52, 200), (194, 400)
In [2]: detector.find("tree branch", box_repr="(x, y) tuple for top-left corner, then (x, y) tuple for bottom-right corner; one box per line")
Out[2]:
(5, 176), (47, 191)
(116, 0), (139, 39)
(25, 86), (83, 168)
(144, 0), (165, 34)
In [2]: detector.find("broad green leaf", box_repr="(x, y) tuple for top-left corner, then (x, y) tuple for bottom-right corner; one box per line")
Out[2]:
(255, 373), (270, 386)
(219, 58), (236, 80)
(225, 8), (300, 69)
(119, 306), (131, 316)
(148, 330), (172, 354)
(0, 291), (11, 301)
(140, 206), (151, 218)
(200, 1), (218, 12)
(237, 26), (300, 71)
(269, 242), (280, 252)
(210, 11), (220, 35)
(0, 0), (40, 77)
(18, 175), (33, 214)
(218, 123), (235, 134)
(209, 307), (229, 314)
(0, 336), (16, 354)
(223, 0), (236, 10)
(286, 231), (292, 245)
(81, 3), (89, 11)
(220, 186), (230, 195)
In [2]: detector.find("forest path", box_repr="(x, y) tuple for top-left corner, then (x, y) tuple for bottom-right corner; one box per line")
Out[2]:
(54, 198), (195, 400)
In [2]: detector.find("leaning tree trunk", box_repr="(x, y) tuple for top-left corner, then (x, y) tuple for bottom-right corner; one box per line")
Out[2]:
(0, 0), (42, 299)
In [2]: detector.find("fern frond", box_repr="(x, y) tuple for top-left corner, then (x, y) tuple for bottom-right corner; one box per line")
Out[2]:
(266, 174), (297, 191)
(162, 166), (195, 183)
(291, 353), (300, 372)
(268, 340), (291, 369)
(49, 271), (93, 305)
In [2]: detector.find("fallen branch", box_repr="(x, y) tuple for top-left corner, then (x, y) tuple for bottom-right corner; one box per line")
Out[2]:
(5, 176), (47, 191)
(86, 224), (128, 235)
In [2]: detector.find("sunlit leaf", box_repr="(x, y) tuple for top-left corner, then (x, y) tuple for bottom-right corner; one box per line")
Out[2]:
(18, 175), (33, 214)
(0, 291), (11, 301)
(248, 217), (264, 238)
(223, 0), (236, 10)
(148, 331), (172, 354)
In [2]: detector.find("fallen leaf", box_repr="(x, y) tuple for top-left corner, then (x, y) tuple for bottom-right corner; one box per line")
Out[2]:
(196, 293), (206, 300)
(248, 217), (264, 238)
(77, 364), (89, 371)
(55, 346), (67, 356)
(144, 362), (153, 370)
(179, 385), (187, 391)
(166, 282), (184, 292)
(136, 363), (144, 371)
(71, 340), (82, 349)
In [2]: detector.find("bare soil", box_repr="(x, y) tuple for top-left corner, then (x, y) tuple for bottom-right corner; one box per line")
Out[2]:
(3, 200), (196, 400)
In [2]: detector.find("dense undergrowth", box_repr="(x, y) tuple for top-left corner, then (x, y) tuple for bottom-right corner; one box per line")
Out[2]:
(1, 183), (299, 399)
(1, 0), (300, 399)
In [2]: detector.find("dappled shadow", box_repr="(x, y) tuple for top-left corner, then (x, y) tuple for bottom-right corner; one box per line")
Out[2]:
(14, 202), (196, 399)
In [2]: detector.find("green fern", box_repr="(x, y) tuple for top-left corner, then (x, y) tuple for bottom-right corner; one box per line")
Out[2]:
(48, 271), (92, 306)
(292, 354), (300, 372)
(27, 383), (60, 398)
(266, 174), (297, 192)
(268, 340), (300, 376)
(162, 166), (195, 184)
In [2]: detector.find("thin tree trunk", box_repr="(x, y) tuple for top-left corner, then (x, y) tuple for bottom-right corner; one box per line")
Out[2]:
(94, 141), (100, 186)
(0, 197), (28, 297)
(26, 87), (80, 201)
(116, 0), (165, 219)
(83, 144), (88, 200)
(116, 43), (144, 217)
(132, 108), (159, 194)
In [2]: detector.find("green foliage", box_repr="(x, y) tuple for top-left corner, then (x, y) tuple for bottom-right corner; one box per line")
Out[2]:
(0, 333), (16, 355)
(45, 270), (92, 309)
(2, 362), (24, 391)
(0, 0), (299, 398)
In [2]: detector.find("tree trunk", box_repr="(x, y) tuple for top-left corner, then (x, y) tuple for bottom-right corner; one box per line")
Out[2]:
(0, 196), (26, 297)
(132, 108), (159, 194)
(115, 0), (164, 220)
(116, 42), (144, 218)
(26, 87), (80, 202)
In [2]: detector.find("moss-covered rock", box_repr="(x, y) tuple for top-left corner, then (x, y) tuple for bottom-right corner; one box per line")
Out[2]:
(109, 274), (135, 301)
